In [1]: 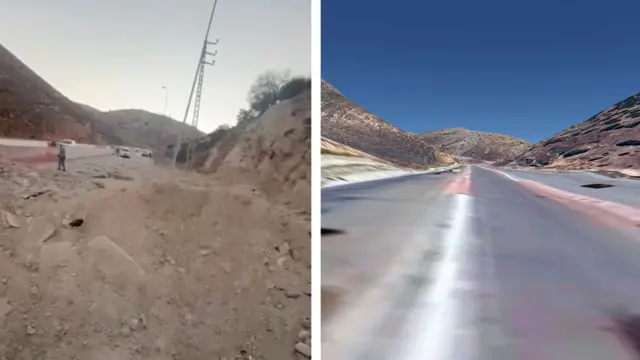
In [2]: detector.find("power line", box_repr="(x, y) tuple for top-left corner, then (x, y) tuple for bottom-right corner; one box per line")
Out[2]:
(172, 0), (220, 168)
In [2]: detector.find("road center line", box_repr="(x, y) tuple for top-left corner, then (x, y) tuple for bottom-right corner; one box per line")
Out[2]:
(399, 193), (474, 360)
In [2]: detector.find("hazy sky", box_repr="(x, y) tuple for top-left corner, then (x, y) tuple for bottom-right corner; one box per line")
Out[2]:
(0, 0), (310, 133)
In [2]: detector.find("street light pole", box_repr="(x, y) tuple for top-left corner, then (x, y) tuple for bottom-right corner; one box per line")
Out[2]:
(162, 86), (169, 116)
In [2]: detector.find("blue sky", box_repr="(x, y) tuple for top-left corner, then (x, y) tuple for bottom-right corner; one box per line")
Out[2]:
(322, 0), (640, 143)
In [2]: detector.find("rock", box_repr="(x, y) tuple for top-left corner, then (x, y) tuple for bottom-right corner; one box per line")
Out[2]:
(29, 285), (39, 295)
(28, 221), (56, 243)
(92, 181), (105, 188)
(20, 189), (51, 200)
(276, 241), (290, 255)
(285, 290), (301, 299)
(68, 218), (84, 227)
(298, 330), (311, 342)
(108, 172), (134, 181)
(87, 236), (145, 283)
(17, 178), (31, 187)
(199, 249), (211, 256)
(26, 325), (37, 335)
(294, 342), (311, 358)
(2, 211), (21, 228)
(301, 317), (310, 330)
(120, 326), (131, 337)
(128, 318), (140, 331)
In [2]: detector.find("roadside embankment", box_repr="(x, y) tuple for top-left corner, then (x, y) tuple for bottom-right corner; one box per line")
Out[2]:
(322, 153), (459, 187)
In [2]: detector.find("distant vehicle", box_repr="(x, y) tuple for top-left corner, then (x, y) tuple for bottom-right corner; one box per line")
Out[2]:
(58, 139), (76, 146)
(141, 149), (153, 158)
(117, 147), (131, 159)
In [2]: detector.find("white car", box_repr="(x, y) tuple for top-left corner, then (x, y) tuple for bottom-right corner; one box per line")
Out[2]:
(117, 147), (131, 158)
(58, 139), (76, 146)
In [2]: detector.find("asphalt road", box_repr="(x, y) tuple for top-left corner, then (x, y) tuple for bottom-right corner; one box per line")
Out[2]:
(322, 166), (640, 360)
(490, 166), (640, 208)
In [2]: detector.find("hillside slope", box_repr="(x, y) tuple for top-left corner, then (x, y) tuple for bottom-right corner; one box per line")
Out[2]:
(0, 44), (96, 142)
(200, 92), (311, 211)
(0, 43), (202, 149)
(516, 92), (640, 169)
(85, 106), (205, 152)
(321, 80), (454, 168)
(421, 127), (531, 162)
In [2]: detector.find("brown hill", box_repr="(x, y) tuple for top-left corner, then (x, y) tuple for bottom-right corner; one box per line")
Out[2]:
(0, 44), (96, 142)
(321, 79), (454, 168)
(82, 105), (205, 152)
(199, 92), (311, 211)
(516, 92), (640, 170)
(0, 43), (203, 149)
(420, 127), (531, 162)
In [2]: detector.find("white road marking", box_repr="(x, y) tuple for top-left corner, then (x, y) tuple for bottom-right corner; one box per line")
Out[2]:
(399, 193), (475, 360)
(495, 170), (520, 182)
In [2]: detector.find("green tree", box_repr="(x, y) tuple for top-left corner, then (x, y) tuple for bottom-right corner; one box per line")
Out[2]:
(236, 109), (259, 125)
(246, 70), (292, 115)
(236, 71), (311, 125)
(278, 77), (311, 101)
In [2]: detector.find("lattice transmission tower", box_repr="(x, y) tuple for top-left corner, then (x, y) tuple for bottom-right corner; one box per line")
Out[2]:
(172, 0), (220, 168)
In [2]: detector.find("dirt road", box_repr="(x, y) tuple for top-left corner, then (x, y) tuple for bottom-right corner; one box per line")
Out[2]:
(0, 154), (311, 359)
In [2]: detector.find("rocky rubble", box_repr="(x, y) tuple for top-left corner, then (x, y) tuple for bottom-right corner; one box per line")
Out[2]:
(0, 158), (310, 359)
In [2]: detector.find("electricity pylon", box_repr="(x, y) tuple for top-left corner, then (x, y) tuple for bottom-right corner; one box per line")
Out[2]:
(172, 0), (219, 168)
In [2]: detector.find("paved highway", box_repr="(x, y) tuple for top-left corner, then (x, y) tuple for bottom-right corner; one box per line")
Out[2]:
(322, 166), (640, 360)
(490, 167), (640, 208)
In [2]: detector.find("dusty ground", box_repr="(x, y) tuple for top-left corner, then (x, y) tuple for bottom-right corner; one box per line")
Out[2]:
(0, 155), (310, 360)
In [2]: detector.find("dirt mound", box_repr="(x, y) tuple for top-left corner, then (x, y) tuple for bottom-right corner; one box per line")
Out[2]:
(420, 127), (531, 162)
(200, 93), (311, 211)
(321, 79), (455, 168)
(0, 162), (310, 359)
(516, 92), (640, 170)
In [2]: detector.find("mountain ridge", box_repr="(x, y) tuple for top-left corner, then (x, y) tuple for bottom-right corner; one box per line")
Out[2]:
(0, 43), (203, 151)
(516, 92), (640, 170)
(321, 79), (455, 168)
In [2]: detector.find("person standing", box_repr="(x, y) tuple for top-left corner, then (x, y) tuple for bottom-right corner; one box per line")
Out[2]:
(57, 144), (66, 171)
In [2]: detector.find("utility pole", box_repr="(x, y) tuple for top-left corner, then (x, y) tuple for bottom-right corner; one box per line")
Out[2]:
(162, 86), (169, 116)
(186, 42), (218, 165)
(172, 0), (220, 168)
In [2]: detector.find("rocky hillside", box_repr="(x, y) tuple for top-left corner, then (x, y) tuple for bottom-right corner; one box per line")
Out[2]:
(0, 44), (97, 142)
(79, 105), (205, 152)
(516, 92), (640, 169)
(199, 92), (311, 211)
(0, 43), (202, 150)
(321, 80), (455, 168)
(421, 128), (531, 162)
